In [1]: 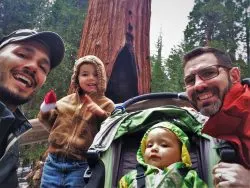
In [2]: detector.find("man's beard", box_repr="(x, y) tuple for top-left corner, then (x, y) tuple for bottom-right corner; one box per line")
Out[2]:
(199, 94), (222, 116)
(191, 79), (232, 116)
(0, 85), (34, 106)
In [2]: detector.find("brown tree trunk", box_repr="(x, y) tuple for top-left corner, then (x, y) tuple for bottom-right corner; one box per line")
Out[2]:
(77, 0), (151, 103)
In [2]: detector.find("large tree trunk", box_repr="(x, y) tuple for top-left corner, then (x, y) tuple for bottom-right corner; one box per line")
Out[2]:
(78, 0), (151, 103)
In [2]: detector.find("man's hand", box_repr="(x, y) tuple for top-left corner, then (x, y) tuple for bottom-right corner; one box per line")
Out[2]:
(84, 94), (106, 117)
(40, 90), (57, 112)
(213, 162), (250, 188)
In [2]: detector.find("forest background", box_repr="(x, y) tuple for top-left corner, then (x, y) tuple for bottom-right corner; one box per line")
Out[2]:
(1, 0), (249, 166)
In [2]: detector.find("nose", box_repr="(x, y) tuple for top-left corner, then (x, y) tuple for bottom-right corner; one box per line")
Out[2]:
(193, 74), (206, 90)
(89, 74), (97, 80)
(151, 144), (159, 152)
(24, 61), (38, 74)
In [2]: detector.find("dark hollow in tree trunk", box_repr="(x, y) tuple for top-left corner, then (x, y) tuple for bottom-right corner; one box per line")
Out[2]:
(106, 45), (138, 103)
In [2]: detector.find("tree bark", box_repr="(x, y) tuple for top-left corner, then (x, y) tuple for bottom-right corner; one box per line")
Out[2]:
(77, 0), (151, 103)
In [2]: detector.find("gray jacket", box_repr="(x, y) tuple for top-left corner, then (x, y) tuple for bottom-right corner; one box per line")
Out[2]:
(0, 101), (32, 187)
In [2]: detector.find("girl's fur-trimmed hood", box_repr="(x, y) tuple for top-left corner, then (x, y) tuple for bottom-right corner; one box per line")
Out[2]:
(70, 55), (107, 95)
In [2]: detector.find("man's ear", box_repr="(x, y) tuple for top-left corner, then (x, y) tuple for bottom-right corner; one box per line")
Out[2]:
(229, 67), (240, 83)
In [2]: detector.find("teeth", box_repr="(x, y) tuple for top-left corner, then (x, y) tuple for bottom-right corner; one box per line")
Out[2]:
(13, 73), (32, 87)
(198, 92), (213, 100)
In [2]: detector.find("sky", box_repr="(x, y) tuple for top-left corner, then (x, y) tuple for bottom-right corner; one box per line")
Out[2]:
(150, 0), (194, 58)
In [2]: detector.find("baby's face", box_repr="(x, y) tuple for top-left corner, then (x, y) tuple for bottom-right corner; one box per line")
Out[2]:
(144, 128), (181, 169)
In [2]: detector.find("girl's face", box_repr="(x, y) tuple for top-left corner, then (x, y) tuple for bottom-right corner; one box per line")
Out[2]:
(144, 128), (181, 169)
(78, 63), (98, 94)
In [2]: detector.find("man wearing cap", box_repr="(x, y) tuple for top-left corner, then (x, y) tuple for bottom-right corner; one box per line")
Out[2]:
(0, 29), (64, 187)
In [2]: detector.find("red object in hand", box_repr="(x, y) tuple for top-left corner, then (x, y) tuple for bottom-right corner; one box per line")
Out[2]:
(44, 90), (57, 104)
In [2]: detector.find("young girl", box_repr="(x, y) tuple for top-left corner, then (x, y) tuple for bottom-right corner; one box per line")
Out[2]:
(38, 55), (115, 187)
(119, 121), (207, 188)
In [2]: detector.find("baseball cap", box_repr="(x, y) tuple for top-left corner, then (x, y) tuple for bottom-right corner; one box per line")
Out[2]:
(0, 29), (65, 69)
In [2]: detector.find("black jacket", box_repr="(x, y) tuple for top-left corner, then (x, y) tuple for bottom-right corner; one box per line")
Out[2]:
(0, 102), (32, 187)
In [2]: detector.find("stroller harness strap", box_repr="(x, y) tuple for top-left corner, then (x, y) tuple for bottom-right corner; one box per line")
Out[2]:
(136, 164), (146, 188)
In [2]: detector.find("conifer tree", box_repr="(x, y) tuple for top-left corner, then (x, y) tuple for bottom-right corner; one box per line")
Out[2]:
(151, 33), (168, 92)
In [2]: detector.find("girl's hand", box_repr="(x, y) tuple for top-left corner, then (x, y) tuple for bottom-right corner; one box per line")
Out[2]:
(84, 94), (106, 117)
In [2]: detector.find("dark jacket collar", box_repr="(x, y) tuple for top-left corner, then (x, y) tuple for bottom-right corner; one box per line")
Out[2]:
(0, 101), (32, 137)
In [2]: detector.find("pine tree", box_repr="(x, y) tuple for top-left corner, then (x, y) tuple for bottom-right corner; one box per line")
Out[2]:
(151, 33), (168, 92)
(0, 0), (51, 38)
(164, 45), (185, 92)
(184, 0), (244, 59)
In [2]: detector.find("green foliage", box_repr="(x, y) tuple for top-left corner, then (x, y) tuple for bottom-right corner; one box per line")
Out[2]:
(151, 33), (169, 92)
(150, 42), (186, 93)
(18, 0), (88, 119)
(235, 57), (248, 79)
(164, 46), (185, 92)
(19, 143), (48, 166)
(184, 0), (245, 58)
(0, 0), (51, 38)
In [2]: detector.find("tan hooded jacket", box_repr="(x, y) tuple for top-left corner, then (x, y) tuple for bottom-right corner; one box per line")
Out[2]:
(38, 55), (115, 160)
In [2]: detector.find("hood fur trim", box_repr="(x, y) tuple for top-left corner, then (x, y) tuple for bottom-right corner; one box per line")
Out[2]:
(69, 55), (107, 95)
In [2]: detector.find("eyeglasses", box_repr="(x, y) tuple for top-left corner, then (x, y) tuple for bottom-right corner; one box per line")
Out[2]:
(184, 65), (229, 88)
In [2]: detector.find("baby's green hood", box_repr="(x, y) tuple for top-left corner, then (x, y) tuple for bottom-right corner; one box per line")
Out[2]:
(137, 121), (192, 169)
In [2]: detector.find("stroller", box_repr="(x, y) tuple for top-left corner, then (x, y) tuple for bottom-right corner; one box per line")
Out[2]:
(84, 92), (213, 188)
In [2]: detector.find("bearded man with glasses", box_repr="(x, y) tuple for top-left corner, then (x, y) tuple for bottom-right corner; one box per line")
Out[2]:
(183, 47), (250, 188)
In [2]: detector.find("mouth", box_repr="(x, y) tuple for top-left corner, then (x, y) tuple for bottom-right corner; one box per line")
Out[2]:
(87, 83), (97, 88)
(12, 71), (34, 88)
(197, 91), (214, 101)
(149, 154), (161, 159)
(194, 88), (220, 109)
(88, 83), (96, 86)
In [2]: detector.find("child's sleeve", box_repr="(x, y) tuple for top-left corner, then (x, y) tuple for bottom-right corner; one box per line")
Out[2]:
(97, 99), (115, 121)
(118, 174), (131, 188)
(118, 175), (128, 188)
(182, 170), (208, 188)
(37, 109), (58, 132)
(118, 170), (137, 188)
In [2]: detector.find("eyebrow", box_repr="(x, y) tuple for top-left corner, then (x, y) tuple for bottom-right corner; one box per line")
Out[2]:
(18, 46), (35, 53)
(185, 65), (217, 76)
(80, 70), (89, 73)
(147, 138), (171, 143)
(19, 46), (50, 66)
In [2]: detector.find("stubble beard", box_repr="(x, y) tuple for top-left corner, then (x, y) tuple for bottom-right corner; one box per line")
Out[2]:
(0, 68), (38, 107)
(193, 79), (232, 117)
(0, 85), (34, 107)
(199, 98), (222, 116)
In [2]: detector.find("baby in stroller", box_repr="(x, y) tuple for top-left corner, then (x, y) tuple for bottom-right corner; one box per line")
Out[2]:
(119, 121), (207, 187)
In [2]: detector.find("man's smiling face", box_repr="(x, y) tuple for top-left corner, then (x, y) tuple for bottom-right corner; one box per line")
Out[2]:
(0, 40), (50, 108)
(184, 53), (232, 116)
